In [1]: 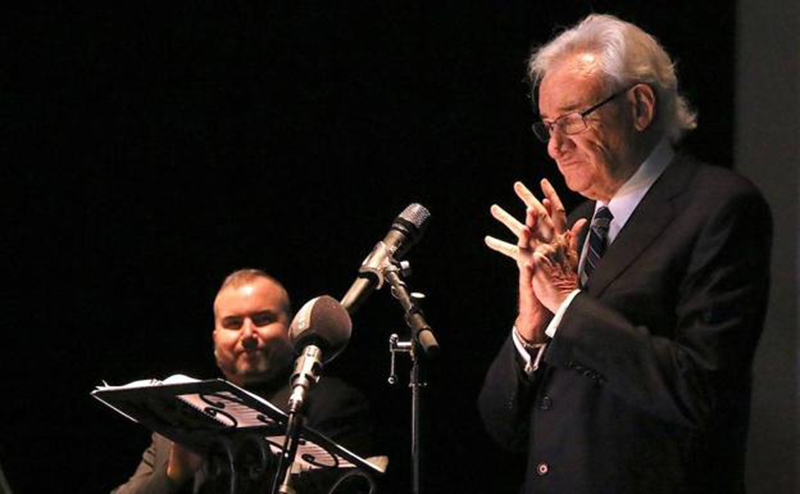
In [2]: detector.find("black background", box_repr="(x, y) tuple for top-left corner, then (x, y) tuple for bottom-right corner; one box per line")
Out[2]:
(5, 2), (736, 493)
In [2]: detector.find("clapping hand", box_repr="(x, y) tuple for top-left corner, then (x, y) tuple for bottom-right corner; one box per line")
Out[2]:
(485, 179), (587, 342)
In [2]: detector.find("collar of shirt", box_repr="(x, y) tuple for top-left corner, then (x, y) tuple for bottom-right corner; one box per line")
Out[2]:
(596, 137), (675, 244)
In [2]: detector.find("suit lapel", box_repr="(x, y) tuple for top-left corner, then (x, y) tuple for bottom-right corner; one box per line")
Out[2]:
(586, 154), (698, 297)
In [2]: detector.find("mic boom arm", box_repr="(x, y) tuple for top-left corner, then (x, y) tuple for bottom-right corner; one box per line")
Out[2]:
(384, 264), (440, 358)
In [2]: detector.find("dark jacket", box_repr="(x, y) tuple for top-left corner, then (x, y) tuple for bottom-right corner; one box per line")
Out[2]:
(479, 154), (772, 494)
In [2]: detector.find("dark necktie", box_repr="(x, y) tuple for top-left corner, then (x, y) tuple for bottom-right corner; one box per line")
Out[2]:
(581, 206), (613, 287)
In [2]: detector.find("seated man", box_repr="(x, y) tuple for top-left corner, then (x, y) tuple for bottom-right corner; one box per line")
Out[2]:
(112, 269), (380, 494)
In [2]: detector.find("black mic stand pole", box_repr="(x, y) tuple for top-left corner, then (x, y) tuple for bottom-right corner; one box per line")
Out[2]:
(269, 409), (303, 494)
(270, 345), (323, 494)
(383, 262), (439, 494)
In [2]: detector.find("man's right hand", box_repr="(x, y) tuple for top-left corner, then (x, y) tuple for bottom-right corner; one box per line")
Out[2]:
(486, 181), (558, 342)
(513, 219), (552, 343)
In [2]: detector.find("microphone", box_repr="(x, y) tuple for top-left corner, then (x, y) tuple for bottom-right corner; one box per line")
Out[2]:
(341, 203), (431, 314)
(287, 295), (352, 413)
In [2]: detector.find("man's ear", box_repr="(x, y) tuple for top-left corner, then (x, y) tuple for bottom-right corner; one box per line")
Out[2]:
(631, 83), (656, 131)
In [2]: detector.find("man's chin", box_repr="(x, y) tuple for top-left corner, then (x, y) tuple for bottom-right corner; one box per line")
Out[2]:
(563, 175), (595, 198)
(235, 362), (280, 384)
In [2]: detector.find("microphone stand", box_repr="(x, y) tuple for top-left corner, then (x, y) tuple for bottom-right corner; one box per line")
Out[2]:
(384, 261), (439, 494)
(271, 345), (323, 494)
(269, 409), (303, 494)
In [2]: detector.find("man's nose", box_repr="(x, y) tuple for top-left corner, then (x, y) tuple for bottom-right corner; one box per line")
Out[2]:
(240, 319), (259, 348)
(547, 129), (569, 159)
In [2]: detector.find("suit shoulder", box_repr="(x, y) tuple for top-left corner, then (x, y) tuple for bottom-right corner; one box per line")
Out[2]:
(678, 155), (766, 202)
(664, 155), (769, 224)
(671, 156), (773, 244)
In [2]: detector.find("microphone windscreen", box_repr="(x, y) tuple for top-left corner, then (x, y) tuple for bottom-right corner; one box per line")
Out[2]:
(392, 203), (431, 259)
(399, 203), (431, 231)
(289, 295), (352, 363)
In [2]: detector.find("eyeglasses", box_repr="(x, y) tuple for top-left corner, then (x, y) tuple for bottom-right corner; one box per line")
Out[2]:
(531, 85), (633, 143)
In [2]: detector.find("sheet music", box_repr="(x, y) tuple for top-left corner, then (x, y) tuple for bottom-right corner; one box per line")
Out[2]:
(96, 373), (199, 390)
(177, 391), (279, 428)
(265, 436), (356, 471)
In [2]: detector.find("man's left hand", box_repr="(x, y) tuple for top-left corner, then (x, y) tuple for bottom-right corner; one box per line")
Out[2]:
(530, 239), (580, 312)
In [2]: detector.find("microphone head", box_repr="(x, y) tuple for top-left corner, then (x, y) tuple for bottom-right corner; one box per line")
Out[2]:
(392, 203), (431, 257)
(289, 295), (352, 363)
(398, 203), (431, 230)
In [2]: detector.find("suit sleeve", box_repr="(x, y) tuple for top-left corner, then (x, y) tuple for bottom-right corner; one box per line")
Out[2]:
(544, 187), (772, 429)
(477, 336), (541, 450)
(110, 434), (188, 494)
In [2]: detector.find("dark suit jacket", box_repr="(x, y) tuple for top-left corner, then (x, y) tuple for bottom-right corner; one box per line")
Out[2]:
(111, 375), (377, 494)
(479, 154), (771, 494)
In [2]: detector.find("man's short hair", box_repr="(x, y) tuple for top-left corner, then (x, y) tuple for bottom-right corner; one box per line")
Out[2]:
(527, 14), (697, 143)
(216, 268), (293, 319)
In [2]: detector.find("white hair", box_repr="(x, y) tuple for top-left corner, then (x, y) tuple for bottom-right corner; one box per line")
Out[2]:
(528, 14), (697, 143)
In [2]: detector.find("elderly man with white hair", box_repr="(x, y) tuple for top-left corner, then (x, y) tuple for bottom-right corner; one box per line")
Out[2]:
(479, 14), (771, 494)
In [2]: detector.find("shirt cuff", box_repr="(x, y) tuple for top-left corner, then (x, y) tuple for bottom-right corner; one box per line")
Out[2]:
(544, 289), (581, 339)
(512, 326), (548, 375)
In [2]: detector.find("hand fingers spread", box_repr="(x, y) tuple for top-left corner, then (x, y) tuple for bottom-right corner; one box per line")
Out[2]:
(516, 182), (555, 240)
(491, 204), (525, 238)
(541, 179), (567, 233)
(518, 224), (532, 247)
(514, 182), (548, 217)
(485, 235), (526, 263)
(526, 207), (553, 243)
(539, 199), (557, 242)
